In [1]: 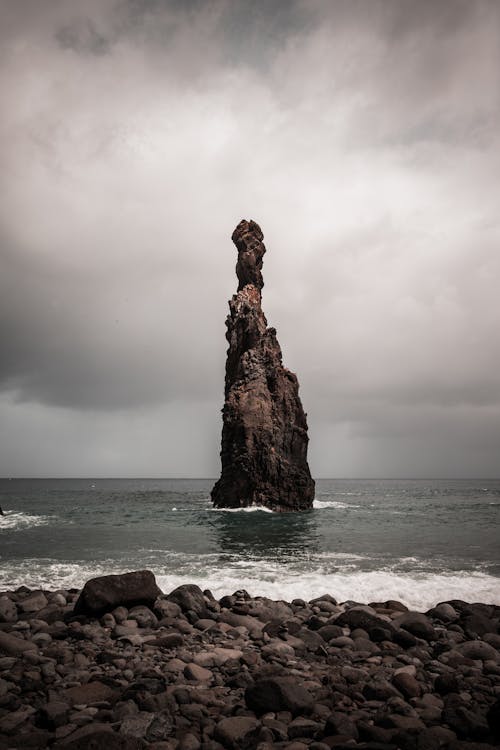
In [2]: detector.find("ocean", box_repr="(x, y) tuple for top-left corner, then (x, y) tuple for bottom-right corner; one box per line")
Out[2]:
(1, 478), (499, 611)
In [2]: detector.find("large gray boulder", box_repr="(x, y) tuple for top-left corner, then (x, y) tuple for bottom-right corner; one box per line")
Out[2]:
(73, 570), (162, 616)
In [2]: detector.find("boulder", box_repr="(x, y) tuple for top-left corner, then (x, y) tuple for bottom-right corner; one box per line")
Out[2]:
(179, 733), (201, 750)
(184, 663), (213, 682)
(245, 676), (314, 716)
(392, 671), (422, 699)
(317, 624), (344, 642)
(427, 602), (459, 622)
(150, 632), (184, 648)
(167, 584), (209, 620)
(218, 611), (264, 636)
(287, 717), (323, 739)
(393, 611), (437, 641)
(442, 696), (489, 740)
(0, 596), (17, 623)
(18, 590), (48, 613)
(363, 679), (401, 701)
(73, 571), (162, 616)
(64, 680), (118, 706)
(462, 613), (497, 638)
(127, 606), (158, 629)
(119, 712), (172, 742)
(455, 640), (499, 662)
(55, 723), (146, 749)
(214, 716), (260, 749)
(393, 628), (418, 648)
(324, 712), (359, 740)
(0, 631), (38, 655)
(154, 598), (182, 619)
(35, 700), (70, 730)
(334, 606), (395, 638)
(309, 593), (338, 606)
(483, 633), (500, 649)
(0, 705), (36, 733)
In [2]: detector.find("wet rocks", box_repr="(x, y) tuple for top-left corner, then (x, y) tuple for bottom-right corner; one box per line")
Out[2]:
(211, 219), (315, 512)
(0, 579), (499, 749)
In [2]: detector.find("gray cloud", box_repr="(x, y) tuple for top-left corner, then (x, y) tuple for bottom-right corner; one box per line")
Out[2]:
(1, 0), (499, 477)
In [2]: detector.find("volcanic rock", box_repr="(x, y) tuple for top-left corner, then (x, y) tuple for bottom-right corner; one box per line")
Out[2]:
(211, 219), (314, 511)
(0, 596), (17, 623)
(73, 570), (162, 616)
(2, 578), (500, 749)
(214, 716), (261, 749)
(0, 631), (38, 655)
(245, 675), (314, 715)
(393, 610), (437, 641)
(166, 584), (209, 621)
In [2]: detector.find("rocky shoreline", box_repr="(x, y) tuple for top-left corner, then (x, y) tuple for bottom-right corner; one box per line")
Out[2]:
(0, 571), (499, 750)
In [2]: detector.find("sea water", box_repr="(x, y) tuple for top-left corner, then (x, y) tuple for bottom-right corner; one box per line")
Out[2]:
(1, 478), (499, 610)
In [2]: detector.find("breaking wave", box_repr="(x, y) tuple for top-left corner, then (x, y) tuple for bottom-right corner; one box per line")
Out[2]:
(211, 505), (274, 513)
(0, 510), (53, 531)
(1, 557), (499, 611)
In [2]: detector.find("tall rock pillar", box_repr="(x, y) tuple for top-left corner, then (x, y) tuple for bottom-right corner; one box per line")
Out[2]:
(211, 219), (315, 512)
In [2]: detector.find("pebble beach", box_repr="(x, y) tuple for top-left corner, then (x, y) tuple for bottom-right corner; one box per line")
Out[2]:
(1, 570), (499, 750)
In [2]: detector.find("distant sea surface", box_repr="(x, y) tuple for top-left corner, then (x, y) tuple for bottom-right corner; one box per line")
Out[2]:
(1, 478), (499, 610)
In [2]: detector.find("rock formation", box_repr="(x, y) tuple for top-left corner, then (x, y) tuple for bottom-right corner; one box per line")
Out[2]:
(74, 570), (162, 616)
(211, 219), (314, 512)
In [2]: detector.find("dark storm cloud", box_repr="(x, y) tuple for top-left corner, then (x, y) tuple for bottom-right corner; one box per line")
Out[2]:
(1, 0), (499, 476)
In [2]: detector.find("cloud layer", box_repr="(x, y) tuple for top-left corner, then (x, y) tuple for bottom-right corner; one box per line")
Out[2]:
(1, 0), (499, 477)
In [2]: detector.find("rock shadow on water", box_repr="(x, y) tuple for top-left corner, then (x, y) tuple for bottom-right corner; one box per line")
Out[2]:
(204, 504), (320, 559)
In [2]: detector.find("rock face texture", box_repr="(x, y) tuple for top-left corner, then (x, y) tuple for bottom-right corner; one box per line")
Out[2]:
(74, 570), (162, 616)
(211, 219), (314, 512)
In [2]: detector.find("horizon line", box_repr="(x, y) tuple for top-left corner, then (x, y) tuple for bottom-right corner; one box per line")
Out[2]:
(1, 476), (499, 482)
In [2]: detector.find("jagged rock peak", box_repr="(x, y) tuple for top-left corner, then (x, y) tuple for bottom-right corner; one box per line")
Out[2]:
(232, 219), (266, 291)
(211, 219), (315, 513)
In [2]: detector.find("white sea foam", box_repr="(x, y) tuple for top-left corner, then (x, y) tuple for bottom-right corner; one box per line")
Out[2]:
(313, 499), (359, 509)
(314, 552), (368, 561)
(211, 505), (274, 513)
(154, 569), (500, 611)
(2, 558), (499, 611)
(0, 511), (52, 531)
(0, 561), (108, 591)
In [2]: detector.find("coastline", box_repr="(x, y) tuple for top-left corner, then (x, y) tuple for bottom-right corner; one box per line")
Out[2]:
(1, 571), (499, 749)
(2, 477), (500, 614)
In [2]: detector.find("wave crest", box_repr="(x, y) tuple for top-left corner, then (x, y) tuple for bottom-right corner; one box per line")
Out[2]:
(0, 511), (52, 531)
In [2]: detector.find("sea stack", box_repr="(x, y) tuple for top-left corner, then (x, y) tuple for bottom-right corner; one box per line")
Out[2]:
(211, 219), (315, 512)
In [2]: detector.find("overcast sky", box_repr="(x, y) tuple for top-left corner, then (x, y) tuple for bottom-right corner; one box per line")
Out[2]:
(1, 0), (499, 478)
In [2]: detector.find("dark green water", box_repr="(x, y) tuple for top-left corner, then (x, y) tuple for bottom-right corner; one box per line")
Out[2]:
(1, 478), (499, 609)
